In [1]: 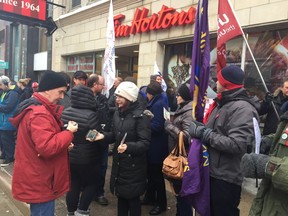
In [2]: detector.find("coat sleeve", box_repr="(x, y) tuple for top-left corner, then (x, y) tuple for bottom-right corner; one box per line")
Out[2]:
(206, 104), (257, 154)
(150, 101), (166, 132)
(0, 91), (19, 113)
(30, 113), (74, 158)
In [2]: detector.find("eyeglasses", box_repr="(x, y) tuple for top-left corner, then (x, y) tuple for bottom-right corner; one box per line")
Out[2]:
(97, 83), (105, 86)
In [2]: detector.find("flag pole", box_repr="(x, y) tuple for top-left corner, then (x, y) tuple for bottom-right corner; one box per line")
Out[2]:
(226, 0), (280, 121)
(241, 34), (280, 121)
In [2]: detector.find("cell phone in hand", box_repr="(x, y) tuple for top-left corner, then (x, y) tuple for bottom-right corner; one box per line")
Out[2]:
(86, 130), (98, 140)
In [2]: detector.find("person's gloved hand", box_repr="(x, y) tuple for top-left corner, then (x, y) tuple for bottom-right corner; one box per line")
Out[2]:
(260, 135), (274, 155)
(189, 120), (212, 143)
(241, 153), (270, 178)
(264, 92), (275, 102)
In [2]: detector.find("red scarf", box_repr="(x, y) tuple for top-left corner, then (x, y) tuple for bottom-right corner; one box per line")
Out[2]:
(203, 93), (222, 124)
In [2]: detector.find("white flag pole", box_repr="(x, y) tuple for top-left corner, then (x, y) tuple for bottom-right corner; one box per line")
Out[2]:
(227, 0), (280, 120)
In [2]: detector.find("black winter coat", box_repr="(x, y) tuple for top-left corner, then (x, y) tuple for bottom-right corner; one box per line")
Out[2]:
(259, 90), (288, 135)
(19, 87), (33, 103)
(106, 102), (151, 199)
(61, 85), (101, 164)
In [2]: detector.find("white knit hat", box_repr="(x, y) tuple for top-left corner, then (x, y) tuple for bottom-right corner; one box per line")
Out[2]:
(115, 81), (139, 102)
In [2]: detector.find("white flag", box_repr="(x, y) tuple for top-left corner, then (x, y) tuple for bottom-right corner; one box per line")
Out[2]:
(102, 0), (116, 98)
(153, 61), (167, 92)
(253, 117), (261, 154)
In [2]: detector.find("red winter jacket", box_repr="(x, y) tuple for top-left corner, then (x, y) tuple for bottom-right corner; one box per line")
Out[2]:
(9, 93), (74, 203)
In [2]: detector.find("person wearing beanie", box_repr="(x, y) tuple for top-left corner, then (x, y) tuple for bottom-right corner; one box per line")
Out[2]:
(240, 110), (288, 216)
(143, 80), (169, 215)
(216, 65), (245, 90)
(177, 83), (192, 101)
(188, 65), (260, 216)
(146, 81), (163, 97)
(0, 75), (20, 167)
(115, 81), (139, 103)
(164, 82), (194, 215)
(10, 70), (78, 215)
(92, 81), (151, 216)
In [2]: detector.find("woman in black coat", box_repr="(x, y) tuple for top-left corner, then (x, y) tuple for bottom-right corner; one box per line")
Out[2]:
(100, 81), (151, 216)
(61, 85), (101, 216)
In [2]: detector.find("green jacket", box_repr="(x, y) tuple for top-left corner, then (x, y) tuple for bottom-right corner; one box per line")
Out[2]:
(249, 113), (288, 216)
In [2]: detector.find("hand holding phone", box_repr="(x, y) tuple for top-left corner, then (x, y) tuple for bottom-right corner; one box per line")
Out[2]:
(86, 130), (104, 142)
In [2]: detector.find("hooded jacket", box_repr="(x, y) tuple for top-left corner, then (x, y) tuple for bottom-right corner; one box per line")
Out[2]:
(9, 92), (73, 203)
(106, 102), (151, 199)
(61, 85), (101, 164)
(205, 88), (260, 186)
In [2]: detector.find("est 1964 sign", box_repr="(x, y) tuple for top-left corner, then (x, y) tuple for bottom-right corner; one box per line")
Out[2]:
(0, 0), (46, 21)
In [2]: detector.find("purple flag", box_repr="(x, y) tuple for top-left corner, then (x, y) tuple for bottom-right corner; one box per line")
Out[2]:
(183, 0), (211, 215)
(189, 0), (210, 122)
(181, 140), (210, 216)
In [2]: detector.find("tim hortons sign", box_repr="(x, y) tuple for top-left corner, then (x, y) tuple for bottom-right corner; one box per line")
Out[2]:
(114, 5), (196, 38)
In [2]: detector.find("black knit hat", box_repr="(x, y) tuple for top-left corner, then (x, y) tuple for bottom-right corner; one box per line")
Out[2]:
(74, 70), (88, 79)
(178, 83), (192, 101)
(38, 71), (67, 92)
(146, 81), (163, 96)
(217, 65), (244, 90)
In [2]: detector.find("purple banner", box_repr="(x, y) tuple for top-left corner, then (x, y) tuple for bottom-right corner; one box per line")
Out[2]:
(189, 0), (210, 122)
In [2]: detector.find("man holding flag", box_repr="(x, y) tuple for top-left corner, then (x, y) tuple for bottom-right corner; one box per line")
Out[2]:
(186, 0), (260, 216)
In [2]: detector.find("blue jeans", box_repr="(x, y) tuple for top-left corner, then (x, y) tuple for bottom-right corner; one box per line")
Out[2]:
(30, 200), (55, 216)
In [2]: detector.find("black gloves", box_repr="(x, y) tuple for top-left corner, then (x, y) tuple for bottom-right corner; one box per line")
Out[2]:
(188, 120), (212, 143)
(264, 92), (275, 102)
(240, 153), (269, 179)
(260, 135), (274, 155)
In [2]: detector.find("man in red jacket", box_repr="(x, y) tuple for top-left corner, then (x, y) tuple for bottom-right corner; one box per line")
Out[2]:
(10, 71), (78, 216)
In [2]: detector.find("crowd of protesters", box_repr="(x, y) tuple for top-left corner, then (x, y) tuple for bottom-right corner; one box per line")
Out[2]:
(0, 65), (288, 216)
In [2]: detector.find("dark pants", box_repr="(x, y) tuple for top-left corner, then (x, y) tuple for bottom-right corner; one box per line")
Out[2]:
(118, 196), (141, 216)
(176, 196), (193, 216)
(95, 144), (108, 197)
(66, 163), (99, 212)
(145, 163), (167, 209)
(0, 130), (16, 161)
(210, 177), (241, 216)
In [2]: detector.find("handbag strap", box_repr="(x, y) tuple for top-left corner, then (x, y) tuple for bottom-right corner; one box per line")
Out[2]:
(171, 131), (188, 157)
(178, 131), (187, 157)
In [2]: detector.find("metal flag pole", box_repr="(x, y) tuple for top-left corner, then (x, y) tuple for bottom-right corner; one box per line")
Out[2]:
(241, 34), (280, 121)
(226, 0), (280, 121)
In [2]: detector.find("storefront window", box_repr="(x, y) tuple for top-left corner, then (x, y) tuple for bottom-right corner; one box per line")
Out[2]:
(164, 28), (288, 102)
(245, 30), (288, 99)
(67, 54), (95, 75)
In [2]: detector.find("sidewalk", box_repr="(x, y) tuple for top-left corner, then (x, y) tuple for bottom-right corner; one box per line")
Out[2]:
(0, 157), (257, 216)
